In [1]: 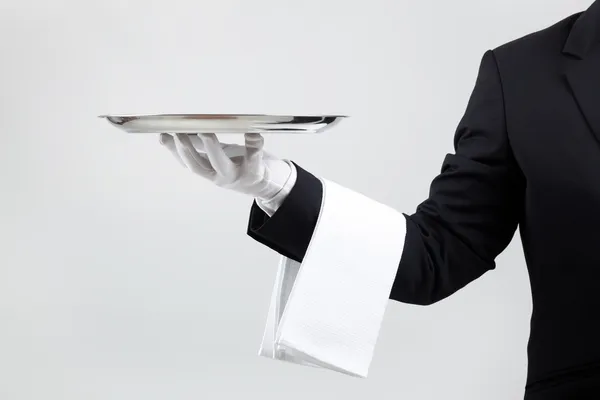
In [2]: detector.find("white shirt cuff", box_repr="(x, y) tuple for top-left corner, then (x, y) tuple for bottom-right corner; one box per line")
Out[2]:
(256, 160), (297, 217)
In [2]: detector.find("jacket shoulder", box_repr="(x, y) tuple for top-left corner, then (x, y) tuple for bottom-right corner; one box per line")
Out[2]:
(492, 12), (582, 59)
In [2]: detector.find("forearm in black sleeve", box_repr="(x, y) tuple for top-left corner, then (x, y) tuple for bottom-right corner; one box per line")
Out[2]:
(247, 50), (525, 308)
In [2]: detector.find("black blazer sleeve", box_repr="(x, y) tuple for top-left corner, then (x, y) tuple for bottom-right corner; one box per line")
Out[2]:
(247, 49), (526, 306)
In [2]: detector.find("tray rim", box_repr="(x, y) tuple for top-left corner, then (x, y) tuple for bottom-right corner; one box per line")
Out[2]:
(98, 113), (349, 119)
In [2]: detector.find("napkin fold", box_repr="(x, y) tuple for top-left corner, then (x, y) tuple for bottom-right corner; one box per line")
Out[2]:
(258, 178), (407, 378)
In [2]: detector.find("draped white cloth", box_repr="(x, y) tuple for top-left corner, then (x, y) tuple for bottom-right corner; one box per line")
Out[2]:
(258, 178), (407, 378)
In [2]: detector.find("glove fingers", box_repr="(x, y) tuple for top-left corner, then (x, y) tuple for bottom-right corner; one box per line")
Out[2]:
(189, 135), (246, 159)
(244, 132), (264, 170)
(160, 133), (188, 168)
(174, 134), (216, 178)
(198, 133), (237, 177)
(187, 135), (206, 152)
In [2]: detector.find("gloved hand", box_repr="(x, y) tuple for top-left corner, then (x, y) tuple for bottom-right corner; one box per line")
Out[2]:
(159, 132), (296, 215)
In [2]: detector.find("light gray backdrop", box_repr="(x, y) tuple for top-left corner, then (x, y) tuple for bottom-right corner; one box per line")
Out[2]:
(0, 1), (592, 399)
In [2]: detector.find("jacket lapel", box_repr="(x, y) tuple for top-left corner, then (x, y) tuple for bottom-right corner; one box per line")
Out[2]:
(563, 0), (600, 144)
(565, 49), (600, 144)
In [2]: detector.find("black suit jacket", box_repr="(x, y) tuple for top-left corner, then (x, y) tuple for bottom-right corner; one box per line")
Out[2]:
(247, 2), (600, 398)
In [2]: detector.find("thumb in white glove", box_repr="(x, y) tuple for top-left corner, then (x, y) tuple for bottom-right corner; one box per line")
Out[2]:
(160, 132), (296, 215)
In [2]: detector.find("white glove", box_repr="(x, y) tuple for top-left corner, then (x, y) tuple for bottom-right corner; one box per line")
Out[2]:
(159, 133), (297, 215)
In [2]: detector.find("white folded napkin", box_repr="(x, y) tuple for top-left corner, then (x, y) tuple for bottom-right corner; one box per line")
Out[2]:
(258, 178), (407, 378)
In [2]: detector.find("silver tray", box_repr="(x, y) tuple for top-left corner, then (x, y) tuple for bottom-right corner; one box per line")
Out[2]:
(99, 114), (347, 134)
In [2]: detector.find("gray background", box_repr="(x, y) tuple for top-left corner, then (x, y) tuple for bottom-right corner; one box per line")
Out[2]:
(0, 0), (592, 399)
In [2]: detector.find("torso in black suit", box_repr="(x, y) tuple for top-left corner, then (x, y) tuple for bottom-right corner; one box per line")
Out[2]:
(247, 2), (600, 398)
